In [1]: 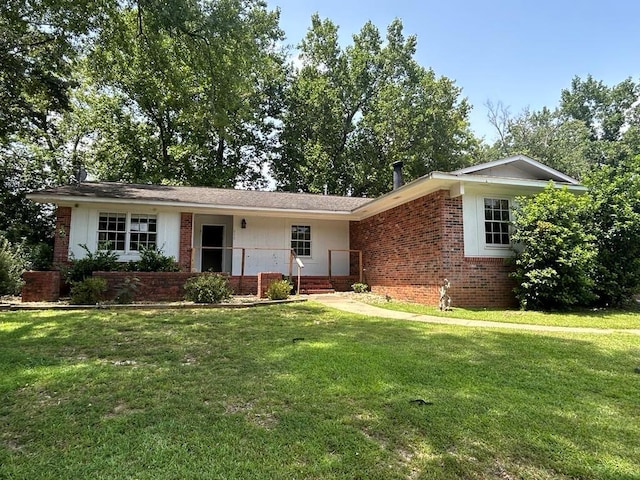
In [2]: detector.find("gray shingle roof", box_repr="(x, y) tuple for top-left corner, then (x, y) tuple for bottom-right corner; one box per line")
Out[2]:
(30, 182), (373, 213)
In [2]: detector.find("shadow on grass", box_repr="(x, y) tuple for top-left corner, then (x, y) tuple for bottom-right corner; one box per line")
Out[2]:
(1, 304), (638, 480)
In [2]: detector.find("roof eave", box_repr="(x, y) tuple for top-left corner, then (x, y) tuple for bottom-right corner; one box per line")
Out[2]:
(26, 193), (357, 220)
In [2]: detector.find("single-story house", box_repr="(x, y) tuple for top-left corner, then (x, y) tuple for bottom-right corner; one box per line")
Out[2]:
(27, 154), (584, 306)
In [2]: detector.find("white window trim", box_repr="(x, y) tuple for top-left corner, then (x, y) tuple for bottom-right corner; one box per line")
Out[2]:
(483, 197), (511, 248)
(98, 212), (158, 254)
(291, 224), (312, 258)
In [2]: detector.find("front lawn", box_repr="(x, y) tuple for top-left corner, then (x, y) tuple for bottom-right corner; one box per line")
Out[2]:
(358, 294), (640, 329)
(1, 304), (639, 479)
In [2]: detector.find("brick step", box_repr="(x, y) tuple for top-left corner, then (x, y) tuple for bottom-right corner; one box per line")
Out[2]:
(295, 276), (335, 295)
(300, 288), (336, 295)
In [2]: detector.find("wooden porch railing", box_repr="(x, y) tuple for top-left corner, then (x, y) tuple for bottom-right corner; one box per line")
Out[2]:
(192, 246), (362, 289)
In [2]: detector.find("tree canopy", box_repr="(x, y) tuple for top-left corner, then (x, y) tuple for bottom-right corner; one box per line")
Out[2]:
(272, 15), (477, 196)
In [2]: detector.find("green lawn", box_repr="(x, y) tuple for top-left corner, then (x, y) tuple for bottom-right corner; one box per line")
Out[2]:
(1, 303), (639, 479)
(358, 294), (640, 329)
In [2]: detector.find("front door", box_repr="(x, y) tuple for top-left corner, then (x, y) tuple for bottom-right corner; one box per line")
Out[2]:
(201, 225), (224, 272)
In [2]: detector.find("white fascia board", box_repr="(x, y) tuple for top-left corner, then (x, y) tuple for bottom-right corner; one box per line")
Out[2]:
(27, 194), (355, 221)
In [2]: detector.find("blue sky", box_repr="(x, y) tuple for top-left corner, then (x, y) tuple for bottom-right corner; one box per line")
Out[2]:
(266, 0), (640, 142)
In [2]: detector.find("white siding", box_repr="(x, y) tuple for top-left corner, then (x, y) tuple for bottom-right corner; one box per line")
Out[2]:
(68, 205), (180, 262)
(462, 191), (514, 258)
(231, 216), (351, 276)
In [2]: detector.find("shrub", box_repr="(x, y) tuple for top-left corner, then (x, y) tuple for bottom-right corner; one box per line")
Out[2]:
(351, 282), (369, 293)
(69, 277), (108, 305)
(27, 242), (53, 271)
(585, 157), (640, 306)
(511, 184), (597, 310)
(0, 235), (26, 295)
(183, 274), (232, 303)
(65, 244), (120, 283)
(130, 247), (179, 272)
(266, 279), (291, 300)
(114, 276), (140, 304)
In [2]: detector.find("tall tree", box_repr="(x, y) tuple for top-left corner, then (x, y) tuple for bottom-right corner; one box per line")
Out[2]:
(84, 0), (285, 187)
(560, 75), (640, 166)
(273, 16), (476, 196)
(0, 0), (113, 245)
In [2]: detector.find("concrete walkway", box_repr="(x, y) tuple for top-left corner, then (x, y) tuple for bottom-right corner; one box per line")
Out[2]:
(308, 294), (640, 335)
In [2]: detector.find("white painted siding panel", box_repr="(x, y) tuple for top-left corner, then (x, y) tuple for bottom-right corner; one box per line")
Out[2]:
(462, 192), (513, 258)
(232, 216), (351, 276)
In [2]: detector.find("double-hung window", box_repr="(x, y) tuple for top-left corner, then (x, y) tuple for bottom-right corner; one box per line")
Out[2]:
(291, 225), (311, 257)
(98, 212), (157, 252)
(484, 198), (510, 246)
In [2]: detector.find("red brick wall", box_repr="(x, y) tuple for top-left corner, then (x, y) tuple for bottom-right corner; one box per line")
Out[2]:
(93, 272), (258, 302)
(22, 271), (61, 302)
(350, 190), (517, 308)
(178, 213), (193, 272)
(53, 206), (72, 266)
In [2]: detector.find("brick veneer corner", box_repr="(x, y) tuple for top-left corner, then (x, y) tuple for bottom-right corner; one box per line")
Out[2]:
(22, 271), (61, 302)
(178, 213), (193, 272)
(350, 190), (517, 308)
(53, 206), (72, 266)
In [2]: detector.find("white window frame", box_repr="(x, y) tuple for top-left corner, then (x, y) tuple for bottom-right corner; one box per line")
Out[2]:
(483, 198), (511, 247)
(291, 225), (312, 257)
(98, 212), (158, 253)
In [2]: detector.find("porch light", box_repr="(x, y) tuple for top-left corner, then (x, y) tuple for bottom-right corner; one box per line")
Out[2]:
(241, 218), (247, 229)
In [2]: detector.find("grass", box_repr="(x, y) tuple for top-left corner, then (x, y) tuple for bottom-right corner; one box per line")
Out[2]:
(1, 303), (639, 479)
(356, 294), (640, 329)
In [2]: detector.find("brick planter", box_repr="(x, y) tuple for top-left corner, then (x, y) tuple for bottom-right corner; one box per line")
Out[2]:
(22, 271), (61, 302)
(92, 272), (259, 302)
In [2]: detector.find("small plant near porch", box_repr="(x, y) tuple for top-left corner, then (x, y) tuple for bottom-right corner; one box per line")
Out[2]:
(183, 273), (232, 303)
(266, 279), (292, 300)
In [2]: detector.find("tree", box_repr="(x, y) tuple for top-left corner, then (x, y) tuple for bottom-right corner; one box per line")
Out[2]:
(511, 184), (597, 310)
(560, 75), (640, 165)
(585, 156), (640, 306)
(0, 0), (114, 246)
(483, 75), (640, 178)
(273, 16), (476, 196)
(84, 0), (285, 187)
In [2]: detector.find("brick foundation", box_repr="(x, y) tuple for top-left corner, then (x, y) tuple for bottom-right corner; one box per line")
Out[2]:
(22, 271), (61, 302)
(350, 190), (517, 308)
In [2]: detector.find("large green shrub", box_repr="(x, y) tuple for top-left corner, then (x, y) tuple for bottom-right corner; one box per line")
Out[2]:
(69, 277), (108, 304)
(511, 184), (597, 310)
(129, 247), (179, 272)
(183, 274), (232, 303)
(65, 244), (120, 283)
(266, 279), (291, 300)
(0, 235), (26, 295)
(585, 157), (640, 306)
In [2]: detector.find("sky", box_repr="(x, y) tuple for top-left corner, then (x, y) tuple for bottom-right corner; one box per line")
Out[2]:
(265, 0), (640, 142)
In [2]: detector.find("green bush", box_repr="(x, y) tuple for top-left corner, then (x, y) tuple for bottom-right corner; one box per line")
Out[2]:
(27, 242), (53, 271)
(129, 247), (179, 272)
(0, 235), (26, 295)
(351, 282), (369, 293)
(511, 184), (597, 310)
(114, 276), (140, 304)
(65, 244), (120, 283)
(70, 277), (108, 305)
(183, 274), (232, 303)
(266, 279), (291, 300)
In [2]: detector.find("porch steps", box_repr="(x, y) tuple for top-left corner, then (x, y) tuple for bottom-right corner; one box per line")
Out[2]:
(297, 276), (335, 295)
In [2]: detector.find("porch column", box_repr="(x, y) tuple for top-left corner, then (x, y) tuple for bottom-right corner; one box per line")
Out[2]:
(178, 212), (193, 272)
(53, 206), (72, 267)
